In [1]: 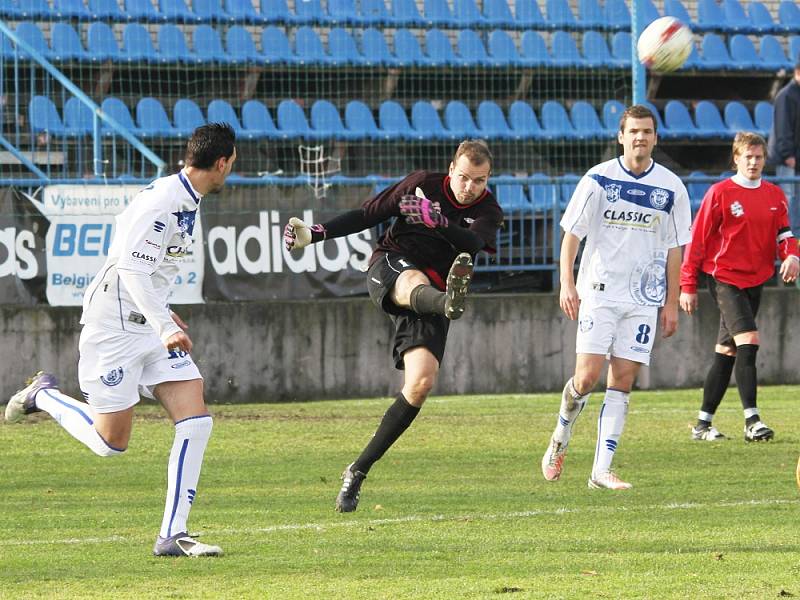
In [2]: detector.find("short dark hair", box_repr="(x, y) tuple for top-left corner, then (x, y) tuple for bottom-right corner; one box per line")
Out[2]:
(452, 139), (493, 169)
(619, 104), (657, 134)
(184, 122), (236, 169)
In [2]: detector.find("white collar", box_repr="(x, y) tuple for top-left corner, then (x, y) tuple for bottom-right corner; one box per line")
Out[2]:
(731, 173), (761, 189)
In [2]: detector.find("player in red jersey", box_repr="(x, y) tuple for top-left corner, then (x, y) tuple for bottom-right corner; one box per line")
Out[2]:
(680, 132), (799, 442)
(283, 140), (504, 512)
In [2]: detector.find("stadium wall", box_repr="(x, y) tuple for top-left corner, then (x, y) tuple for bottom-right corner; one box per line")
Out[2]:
(2, 286), (799, 403)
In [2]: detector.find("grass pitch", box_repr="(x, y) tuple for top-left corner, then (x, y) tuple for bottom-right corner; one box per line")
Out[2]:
(2, 387), (799, 599)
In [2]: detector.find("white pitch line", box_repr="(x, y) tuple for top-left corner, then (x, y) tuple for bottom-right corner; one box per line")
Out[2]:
(4, 498), (797, 547)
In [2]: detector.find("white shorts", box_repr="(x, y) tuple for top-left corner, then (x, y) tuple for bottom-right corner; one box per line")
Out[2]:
(78, 325), (202, 414)
(575, 296), (659, 365)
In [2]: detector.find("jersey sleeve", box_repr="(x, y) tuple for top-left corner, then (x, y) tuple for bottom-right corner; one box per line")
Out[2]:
(666, 180), (693, 248)
(680, 186), (720, 293)
(774, 187), (799, 261)
(115, 198), (171, 275)
(559, 174), (598, 240)
(361, 171), (427, 223)
(468, 200), (504, 253)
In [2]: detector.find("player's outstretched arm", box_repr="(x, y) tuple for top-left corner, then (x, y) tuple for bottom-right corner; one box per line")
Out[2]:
(284, 210), (375, 252)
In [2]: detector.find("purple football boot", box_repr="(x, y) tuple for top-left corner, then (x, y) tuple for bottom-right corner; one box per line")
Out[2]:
(5, 371), (58, 423)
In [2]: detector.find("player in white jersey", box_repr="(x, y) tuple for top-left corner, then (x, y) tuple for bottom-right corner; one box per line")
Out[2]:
(5, 123), (236, 556)
(540, 105), (692, 490)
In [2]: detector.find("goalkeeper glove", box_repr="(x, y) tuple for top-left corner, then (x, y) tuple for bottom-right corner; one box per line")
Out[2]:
(398, 195), (449, 229)
(283, 217), (326, 251)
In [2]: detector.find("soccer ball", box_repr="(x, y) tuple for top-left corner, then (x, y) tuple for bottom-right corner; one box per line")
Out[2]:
(637, 16), (693, 72)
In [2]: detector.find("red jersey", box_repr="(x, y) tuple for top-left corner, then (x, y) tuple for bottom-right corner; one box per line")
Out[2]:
(680, 177), (798, 292)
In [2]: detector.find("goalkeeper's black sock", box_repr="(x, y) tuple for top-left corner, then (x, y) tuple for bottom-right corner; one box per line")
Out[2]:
(699, 352), (736, 424)
(352, 393), (420, 475)
(410, 284), (446, 315)
(734, 344), (759, 412)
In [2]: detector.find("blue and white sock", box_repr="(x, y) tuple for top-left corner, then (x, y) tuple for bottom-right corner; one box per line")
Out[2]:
(159, 415), (213, 539)
(592, 388), (629, 478)
(552, 377), (589, 445)
(34, 389), (124, 457)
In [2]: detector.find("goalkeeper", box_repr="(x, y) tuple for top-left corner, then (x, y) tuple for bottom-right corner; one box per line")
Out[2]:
(284, 140), (503, 512)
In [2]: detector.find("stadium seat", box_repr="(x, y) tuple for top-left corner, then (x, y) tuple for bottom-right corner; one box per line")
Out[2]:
(550, 31), (584, 68)
(722, 0), (755, 32)
(173, 99), (206, 136)
(546, 0), (578, 28)
(488, 30), (522, 67)
(393, 30), (433, 67)
(444, 100), (479, 138)
(0, 0), (19, 18)
(723, 100), (758, 134)
(779, 0), (800, 32)
(700, 33), (733, 70)
(51, 23), (91, 62)
(520, 31), (553, 67)
(294, 0), (326, 24)
(603, 0), (631, 30)
(261, 26), (297, 64)
(277, 99), (320, 139)
(310, 99), (355, 139)
(729, 34), (763, 70)
(240, 99), (280, 139)
(29, 96), (67, 137)
(494, 183), (532, 213)
(208, 99), (251, 138)
(16, 22), (48, 61)
(329, 28), (367, 65)
(578, 0), (604, 29)
(360, 0), (390, 24)
(124, 0), (163, 22)
(695, 100), (731, 137)
(391, 0), (425, 26)
(637, 0), (661, 26)
(122, 23), (159, 63)
(610, 32), (632, 67)
(193, 25), (233, 64)
(425, 29), (459, 67)
(136, 97), (180, 138)
(758, 35), (791, 70)
(789, 35), (800, 68)
(663, 100), (701, 139)
(159, 0), (202, 23)
(529, 173), (559, 212)
(541, 100), (579, 139)
(53, 0), (92, 20)
(641, 100), (666, 131)
(259, 0), (295, 24)
(63, 97), (95, 136)
(158, 24), (201, 64)
(423, 0), (454, 26)
(477, 100), (515, 140)
(294, 26), (332, 65)
(344, 100), (381, 139)
(101, 97), (141, 136)
(411, 100), (450, 140)
(453, 0), (485, 27)
(754, 100), (773, 133)
(515, 0), (545, 27)
(226, 0), (266, 23)
(483, 0), (514, 27)
(582, 31), (615, 68)
(456, 29), (491, 67)
(663, 0), (697, 30)
(570, 101), (606, 139)
(361, 28), (396, 66)
(602, 99), (625, 136)
(87, 22), (123, 62)
(698, 0), (729, 31)
(378, 100), (413, 140)
(328, 0), (361, 25)
(686, 171), (711, 211)
(559, 173), (581, 209)
(748, 1), (779, 33)
(508, 100), (545, 139)
(226, 26), (264, 64)
(10, 0), (49, 19)
(194, 0), (234, 23)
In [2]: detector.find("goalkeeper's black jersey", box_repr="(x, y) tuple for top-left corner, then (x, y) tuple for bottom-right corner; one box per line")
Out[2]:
(363, 170), (504, 288)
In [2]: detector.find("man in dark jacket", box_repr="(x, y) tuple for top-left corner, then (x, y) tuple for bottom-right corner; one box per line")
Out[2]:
(767, 58), (800, 232)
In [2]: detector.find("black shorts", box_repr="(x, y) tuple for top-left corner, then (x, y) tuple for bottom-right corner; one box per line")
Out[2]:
(707, 278), (762, 348)
(367, 252), (450, 370)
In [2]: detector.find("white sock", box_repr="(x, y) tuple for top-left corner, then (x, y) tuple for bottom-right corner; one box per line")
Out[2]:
(698, 411), (715, 424)
(743, 407), (760, 421)
(34, 389), (124, 457)
(160, 415), (213, 539)
(552, 378), (589, 445)
(592, 388), (629, 478)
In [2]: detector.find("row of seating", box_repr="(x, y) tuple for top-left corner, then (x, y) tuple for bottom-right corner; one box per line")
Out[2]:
(10, 21), (800, 71)
(28, 95), (776, 142)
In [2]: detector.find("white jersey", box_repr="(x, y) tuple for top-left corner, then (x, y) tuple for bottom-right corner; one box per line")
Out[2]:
(81, 170), (202, 335)
(560, 157), (692, 306)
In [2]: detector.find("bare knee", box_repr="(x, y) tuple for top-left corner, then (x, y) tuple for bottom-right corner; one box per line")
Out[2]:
(390, 270), (431, 308)
(403, 374), (437, 406)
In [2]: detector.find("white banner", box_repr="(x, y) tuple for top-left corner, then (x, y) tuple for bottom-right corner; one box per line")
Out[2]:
(26, 185), (204, 306)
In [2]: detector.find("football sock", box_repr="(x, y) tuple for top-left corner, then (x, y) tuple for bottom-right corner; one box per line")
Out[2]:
(734, 344), (759, 414)
(409, 284), (447, 315)
(352, 393), (420, 475)
(592, 388), (629, 478)
(698, 352), (735, 426)
(552, 378), (589, 445)
(159, 415), (213, 539)
(34, 389), (124, 457)
(744, 408), (760, 426)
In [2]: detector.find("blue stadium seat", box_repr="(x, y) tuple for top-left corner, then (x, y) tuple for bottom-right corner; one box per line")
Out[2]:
(700, 33), (733, 70)
(173, 99), (206, 136)
(15, 0), (50, 19)
(723, 100), (758, 134)
(637, 0), (660, 26)
(294, 26), (331, 65)
(444, 100), (479, 138)
(570, 101), (605, 139)
(642, 100), (666, 131)
(520, 31), (553, 67)
(483, 0), (513, 27)
(759, 35), (791, 70)
(88, 0), (126, 20)
(508, 100), (545, 139)
(87, 22), (123, 62)
(477, 100), (515, 140)
(226, 0), (265, 23)
(721, 0), (754, 32)
(663, 100), (701, 139)
(360, 0), (390, 24)
(411, 101), (450, 140)
(194, 0), (234, 22)
(541, 100), (579, 139)
(51, 23), (91, 62)
(578, 0), (604, 28)
(779, 1), (800, 32)
(686, 171), (711, 211)
(610, 32), (632, 67)
(551, 31), (584, 68)
(453, 0), (485, 27)
(748, 1), (779, 33)
(546, 0), (578, 28)
(361, 28), (396, 66)
(0, 0), (21, 19)
(344, 100), (380, 139)
(557, 174), (580, 209)
(53, 0), (92, 20)
(529, 173), (559, 212)
(29, 96), (67, 137)
(582, 31), (615, 68)
(261, 26), (297, 64)
(394, 30), (433, 66)
(193, 25), (233, 64)
(602, 99), (625, 136)
(729, 34), (763, 70)
(158, 24), (201, 64)
(16, 22), (49, 61)
(423, 0), (454, 26)
(379, 100), (413, 140)
(515, 0), (545, 27)
(101, 97), (141, 136)
(488, 30), (522, 67)
(124, 0), (163, 22)
(240, 99), (280, 139)
(63, 97), (94, 136)
(392, 0), (425, 26)
(328, 0), (361, 25)
(159, 0), (202, 23)
(603, 0), (631, 30)
(277, 99), (319, 139)
(208, 99), (251, 138)
(136, 97), (180, 138)
(695, 100), (731, 137)
(790, 35), (800, 68)
(754, 100), (773, 133)
(294, 0), (326, 23)
(494, 183), (532, 213)
(425, 29), (459, 67)
(663, 0), (697, 30)
(328, 27), (367, 65)
(122, 23), (159, 63)
(698, 0), (729, 31)
(259, 0), (295, 24)
(226, 26), (264, 64)
(456, 30), (491, 67)
(311, 100), (355, 139)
